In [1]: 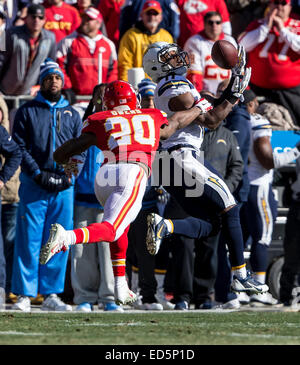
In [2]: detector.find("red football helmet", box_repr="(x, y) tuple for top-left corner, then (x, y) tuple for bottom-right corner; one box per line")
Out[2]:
(103, 80), (139, 110)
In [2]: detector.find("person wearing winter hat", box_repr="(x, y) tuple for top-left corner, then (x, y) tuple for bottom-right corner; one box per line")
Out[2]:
(137, 78), (156, 108)
(10, 56), (83, 312)
(39, 58), (65, 86)
(38, 58), (65, 102)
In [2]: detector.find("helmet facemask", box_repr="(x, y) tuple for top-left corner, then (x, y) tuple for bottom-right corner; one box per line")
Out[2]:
(157, 44), (190, 76)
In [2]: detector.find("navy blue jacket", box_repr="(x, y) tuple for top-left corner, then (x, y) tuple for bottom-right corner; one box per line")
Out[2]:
(12, 92), (82, 178)
(224, 103), (251, 203)
(119, 0), (180, 41)
(0, 125), (22, 183)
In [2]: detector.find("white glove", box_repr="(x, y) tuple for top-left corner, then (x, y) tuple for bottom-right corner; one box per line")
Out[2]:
(231, 67), (252, 102)
(232, 45), (246, 76)
(63, 155), (85, 178)
(195, 97), (213, 114)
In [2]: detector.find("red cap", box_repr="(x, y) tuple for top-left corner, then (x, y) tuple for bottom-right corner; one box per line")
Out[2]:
(84, 7), (103, 22)
(142, 1), (162, 14)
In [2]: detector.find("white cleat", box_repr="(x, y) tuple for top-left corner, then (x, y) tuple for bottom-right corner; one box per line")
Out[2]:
(114, 282), (137, 306)
(39, 223), (69, 265)
(231, 272), (269, 295)
(250, 292), (281, 307)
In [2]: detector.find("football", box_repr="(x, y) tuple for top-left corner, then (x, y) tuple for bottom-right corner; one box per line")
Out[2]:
(211, 40), (238, 70)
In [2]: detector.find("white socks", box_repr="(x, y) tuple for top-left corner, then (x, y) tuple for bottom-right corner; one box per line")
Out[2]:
(66, 230), (76, 246)
(115, 275), (127, 288)
(232, 265), (247, 280)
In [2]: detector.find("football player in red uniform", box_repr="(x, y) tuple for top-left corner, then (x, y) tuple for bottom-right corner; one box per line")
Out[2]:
(39, 80), (216, 305)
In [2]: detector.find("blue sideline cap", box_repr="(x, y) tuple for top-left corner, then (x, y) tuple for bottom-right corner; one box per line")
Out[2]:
(39, 58), (64, 85)
(137, 78), (156, 97)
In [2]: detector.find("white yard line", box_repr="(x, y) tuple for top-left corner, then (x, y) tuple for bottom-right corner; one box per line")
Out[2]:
(0, 331), (46, 336)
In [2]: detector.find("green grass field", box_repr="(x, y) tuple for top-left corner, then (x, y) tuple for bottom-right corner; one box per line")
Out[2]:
(0, 310), (299, 346)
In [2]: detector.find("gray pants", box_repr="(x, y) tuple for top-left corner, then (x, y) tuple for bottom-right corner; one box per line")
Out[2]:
(71, 205), (115, 305)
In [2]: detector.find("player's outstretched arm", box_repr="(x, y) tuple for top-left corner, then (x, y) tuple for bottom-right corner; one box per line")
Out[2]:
(53, 132), (97, 165)
(202, 67), (252, 129)
(167, 90), (236, 130)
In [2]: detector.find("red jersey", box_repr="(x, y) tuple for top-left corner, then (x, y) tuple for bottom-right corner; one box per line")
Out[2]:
(240, 18), (300, 89)
(177, 0), (230, 47)
(82, 108), (168, 170)
(44, 3), (82, 43)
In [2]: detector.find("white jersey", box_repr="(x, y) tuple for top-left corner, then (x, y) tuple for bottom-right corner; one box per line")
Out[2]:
(248, 113), (274, 185)
(184, 33), (236, 95)
(154, 74), (203, 151)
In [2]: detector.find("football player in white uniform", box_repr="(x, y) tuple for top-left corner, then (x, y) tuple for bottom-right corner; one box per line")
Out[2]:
(242, 89), (300, 306)
(143, 41), (268, 294)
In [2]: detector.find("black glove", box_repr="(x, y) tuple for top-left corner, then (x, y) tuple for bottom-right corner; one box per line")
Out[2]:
(34, 171), (72, 192)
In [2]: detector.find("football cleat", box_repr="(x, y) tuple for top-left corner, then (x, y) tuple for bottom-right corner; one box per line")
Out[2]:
(114, 282), (137, 306)
(146, 213), (171, 255)
(250, 292), (281, 307)
(39, 223), (69, 265)
(231, 272), (269, 294)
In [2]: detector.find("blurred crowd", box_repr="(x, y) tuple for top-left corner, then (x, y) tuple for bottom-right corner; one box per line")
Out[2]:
(0, 0), (300, 312)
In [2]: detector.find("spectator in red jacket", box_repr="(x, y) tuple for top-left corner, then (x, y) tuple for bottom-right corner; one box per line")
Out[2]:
(239, 0), (300, 126)
(56, 7), (118, 98)
(176, 0), (232, 47)
(44, 0), (82, 43)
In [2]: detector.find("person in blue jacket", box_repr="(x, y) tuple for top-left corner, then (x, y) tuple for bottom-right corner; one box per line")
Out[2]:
(119, 0), (180, 41)
(0, 125), (22, 309)
(11, 58), (83, 312)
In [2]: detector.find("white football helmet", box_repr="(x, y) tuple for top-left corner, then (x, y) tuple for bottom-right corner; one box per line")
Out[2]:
(143, 42), (190, 83)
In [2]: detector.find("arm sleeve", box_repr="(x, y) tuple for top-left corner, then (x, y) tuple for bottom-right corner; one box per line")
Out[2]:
(239, 23), (270, 52)
(279, 27), (300, 53)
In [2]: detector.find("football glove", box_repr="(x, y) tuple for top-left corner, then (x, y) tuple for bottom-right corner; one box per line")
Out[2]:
(195, 97), (213, 114)
(231, 45), (246, 76)
(231, 67), (252, 102)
